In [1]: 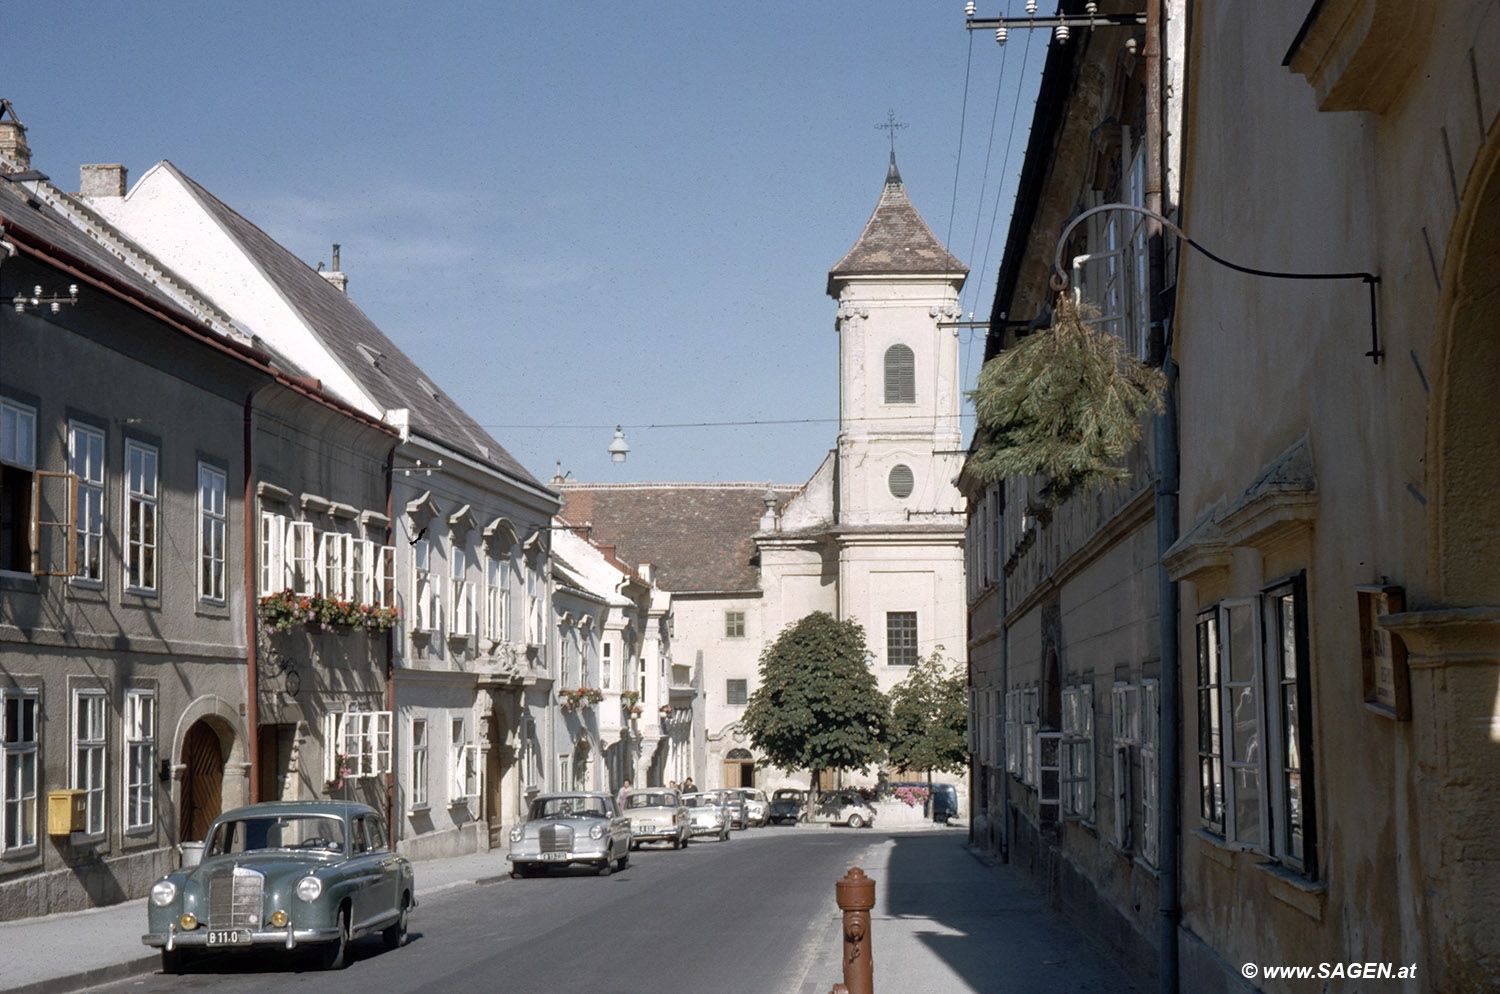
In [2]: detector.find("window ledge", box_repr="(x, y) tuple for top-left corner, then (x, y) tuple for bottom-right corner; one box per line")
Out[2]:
(407, 804), (430, 816)
(1192, 827), (1239, 867)
(0, 571), (38, 593)
(1132, 855), (1161, 878)
(122, 588), (159, 604)
(68, 578), (105, 596)
(1255, 860), (1326, 921)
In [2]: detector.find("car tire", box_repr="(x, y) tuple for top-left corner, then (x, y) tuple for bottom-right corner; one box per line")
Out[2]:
(598, 846), (613, 876)
(618, 849), (629, 870)
(629, 840), (639, 851)
(382, 894), (410, 951)
(160, 948), (191, 975)
(847, 813), (865, 829)
(320, 906), (350, 970)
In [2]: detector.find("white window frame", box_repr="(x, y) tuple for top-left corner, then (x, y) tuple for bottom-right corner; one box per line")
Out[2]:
(318, 530), (346, 601)
(410, 718), (429, 810)
(1263, 578), (1314, 875)
(324, 710), (393, 782)
(1110, 683), (1140, 851)
(883, 343), (916, 404)
(260, 511), (287, 595)
(1061, 683), (1095, 822)
(885, 611), (918, 666)
(450, 718), (477, 804)
(1197, 599), (1264, 849)
(412, 538), (438, 632)
(197, 464), (227, 603)
(347, 535), (370, 605)
(72, 689), (107, 837)
(559, 620), (576, 688)
(450, 542), (472, 637)
(485, 555), (510, 641)
(725, 610), (746, 638)
(123, 439), (158, 593)
(374, 543), (395, 609)
(69, 422), (105, 584)
(2, 689), (40, 852)
(525, 566), (543, 646)
(602, 641), (613, 689)
(285, 520), (315, 596)
(123, 689), (155, 833)
(1020, 689), (1038, 786)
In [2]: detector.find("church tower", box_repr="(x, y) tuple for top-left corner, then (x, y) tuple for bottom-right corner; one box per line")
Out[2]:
(827, 151), (968, 528)
(820, 152), (969, 678)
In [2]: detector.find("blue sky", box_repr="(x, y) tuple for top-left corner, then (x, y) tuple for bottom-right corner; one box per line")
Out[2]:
(7, 1), (1044, 485)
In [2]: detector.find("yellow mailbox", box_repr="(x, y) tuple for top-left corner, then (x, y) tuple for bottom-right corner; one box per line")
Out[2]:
(47, 789), (87, 835)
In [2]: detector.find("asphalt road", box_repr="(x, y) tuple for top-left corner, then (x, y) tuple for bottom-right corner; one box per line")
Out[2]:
(83, 828), (881, 994)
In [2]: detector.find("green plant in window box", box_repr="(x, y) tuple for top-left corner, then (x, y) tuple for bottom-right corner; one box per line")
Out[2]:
(966, 294), (1165, 505)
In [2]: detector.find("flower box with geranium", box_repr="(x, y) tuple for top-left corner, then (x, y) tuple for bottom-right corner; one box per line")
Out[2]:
(260, 589), (401, 634)
(620, 690), (644, 719)
(893, 785), (930, 808)
(560, 687), (604, 713)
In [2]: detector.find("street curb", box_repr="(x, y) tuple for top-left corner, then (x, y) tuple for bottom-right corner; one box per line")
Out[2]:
(6, 954), (161, 994)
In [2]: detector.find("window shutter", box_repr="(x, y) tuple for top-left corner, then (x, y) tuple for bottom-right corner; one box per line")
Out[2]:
(377, 545), (395, 608)
(374, 711), (392, 774)
(884, 344), (916, 404)
(261, 512), (286, 595)
(323, 712), (342, 782)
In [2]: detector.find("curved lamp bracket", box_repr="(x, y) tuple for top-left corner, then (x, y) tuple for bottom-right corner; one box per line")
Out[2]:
(1051, 203), (1383, 364)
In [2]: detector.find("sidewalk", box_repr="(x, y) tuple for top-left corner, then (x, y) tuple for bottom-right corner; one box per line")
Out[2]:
(792, 832), (1145, 994)
(0, 845), (511, 994)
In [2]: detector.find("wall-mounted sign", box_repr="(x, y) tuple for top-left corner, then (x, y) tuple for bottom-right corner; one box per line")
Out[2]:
(1357, 584), (1410, 719)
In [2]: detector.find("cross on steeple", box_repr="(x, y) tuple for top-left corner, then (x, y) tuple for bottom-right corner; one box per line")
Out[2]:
(875, 109), (907, 155)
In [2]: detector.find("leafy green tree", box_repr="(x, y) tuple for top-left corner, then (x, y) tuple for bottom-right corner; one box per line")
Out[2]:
(886, 649), (969, 798)
(741, 611), (888, 793)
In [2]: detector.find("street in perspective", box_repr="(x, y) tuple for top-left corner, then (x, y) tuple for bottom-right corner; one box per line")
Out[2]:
(4, 1), (1500, 993)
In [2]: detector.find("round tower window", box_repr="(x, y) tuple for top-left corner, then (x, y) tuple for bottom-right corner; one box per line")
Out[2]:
(888, 464), (915, 499)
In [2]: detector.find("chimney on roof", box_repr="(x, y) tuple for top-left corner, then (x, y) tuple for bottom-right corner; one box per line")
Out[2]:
(319, 243), (348, 294)
(80, 164), (127, 198)
(0, 100), (32, 171)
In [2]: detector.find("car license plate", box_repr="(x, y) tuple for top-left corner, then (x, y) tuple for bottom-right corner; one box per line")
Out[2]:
(541, 851), (568, 861)
(206, 930), (251, 946)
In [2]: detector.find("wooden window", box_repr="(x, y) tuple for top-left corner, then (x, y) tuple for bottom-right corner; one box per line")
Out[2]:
(724, 610), (745, 638)
(485, 556), (510, 641)
(410, 718), (428, 809)
(259, 511), (286, 595)
(1264, 577), (1315, 876)
(1, 690), (39, 851)
(1110, 683), (1140, 851)
(726, 679), (748, 706)
(0, 399), (36, 574)
(1140, 679), (1161, 867)
(317, 530), (346, 600)
(602, 642), (612, 689)
(284, 521), (314, 596)
(450, 718), (476, 802)
(450, 543), (472, 637)
(198, 464), (227, 602)
(1061, 684), (1095, 822)
(69, 423), (105, 582)
(124, 440), (157, 592)
(123, 690), (155, 832)
(883, 344), (915, 404)
(324, 710), (393, 782)
(412, 538), (438, 631)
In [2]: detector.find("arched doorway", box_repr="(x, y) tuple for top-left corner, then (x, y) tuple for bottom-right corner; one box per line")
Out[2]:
(179, 720), (225, 842)
(724, 747), (754, 788)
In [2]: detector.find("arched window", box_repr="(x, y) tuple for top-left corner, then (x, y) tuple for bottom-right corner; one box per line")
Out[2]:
(884, 345), (915, 404)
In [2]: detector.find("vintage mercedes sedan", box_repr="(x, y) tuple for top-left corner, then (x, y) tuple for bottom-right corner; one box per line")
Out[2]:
(508, 792), (632, 876)
(624, 789), (689, 849)
(682, 791), (731, 841)
(142, 801), (414, 973)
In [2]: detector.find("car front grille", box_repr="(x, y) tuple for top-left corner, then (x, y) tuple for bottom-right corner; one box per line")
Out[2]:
(539, 824), (574, 852)
(208, 866), (264, 928)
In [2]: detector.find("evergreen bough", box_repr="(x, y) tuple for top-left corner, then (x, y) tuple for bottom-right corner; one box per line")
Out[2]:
(966, 294), (1166, 504)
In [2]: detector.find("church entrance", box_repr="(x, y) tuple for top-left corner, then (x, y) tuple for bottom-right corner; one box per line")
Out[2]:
(723, 748), (755, 788)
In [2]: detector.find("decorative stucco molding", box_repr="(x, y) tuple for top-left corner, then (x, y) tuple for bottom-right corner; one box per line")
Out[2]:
(1284, 0), (1437, 113)
(1379, 607), (1500, 667)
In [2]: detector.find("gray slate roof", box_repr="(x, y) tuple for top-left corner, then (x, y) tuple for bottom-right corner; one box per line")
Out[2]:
(558, 484), (797, 594)
(163, 162), (543, 490)
(827, 153), (967, 293)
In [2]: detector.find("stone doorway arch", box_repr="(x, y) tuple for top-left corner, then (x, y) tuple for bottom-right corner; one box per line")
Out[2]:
(171, 696), (248, 844)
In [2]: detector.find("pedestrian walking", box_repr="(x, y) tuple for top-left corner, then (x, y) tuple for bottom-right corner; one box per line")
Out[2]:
(681, 776), (696, 793)
(617, 779), (632, 811)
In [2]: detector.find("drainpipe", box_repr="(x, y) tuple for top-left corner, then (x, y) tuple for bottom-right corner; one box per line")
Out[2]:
(997, 503), (1009, 862)
(244, 392), (259, 803)
(1146, 0), (1182, 991)
(385, 446), (396, 849)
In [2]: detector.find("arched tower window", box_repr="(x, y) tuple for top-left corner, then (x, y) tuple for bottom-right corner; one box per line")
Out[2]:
(884, 344), (915, 404)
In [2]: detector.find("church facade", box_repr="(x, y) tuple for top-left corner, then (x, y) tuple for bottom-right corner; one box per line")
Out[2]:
(562, 155), (969, 792)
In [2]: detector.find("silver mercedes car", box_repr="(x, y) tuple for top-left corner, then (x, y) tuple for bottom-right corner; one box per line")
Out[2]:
(507, 792), (633, 877)
(624, 789), (689, 849)
(682, 791), (731, 842)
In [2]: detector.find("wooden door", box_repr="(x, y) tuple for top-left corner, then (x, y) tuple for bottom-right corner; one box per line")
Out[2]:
(179, 721), (224, 842)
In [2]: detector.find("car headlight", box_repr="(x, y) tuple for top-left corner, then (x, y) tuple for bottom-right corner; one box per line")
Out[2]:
(589, 823), (606, 840)
(509, 826), (523, 843)
(295, 875), (323, 903)
(150, 879), (178, 907)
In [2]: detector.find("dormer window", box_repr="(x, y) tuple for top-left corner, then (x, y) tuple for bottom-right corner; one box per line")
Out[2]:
(884, 344), (915, 404)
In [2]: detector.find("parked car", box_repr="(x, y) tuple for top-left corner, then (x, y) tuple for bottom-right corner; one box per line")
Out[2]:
(712, 789), (749, 830)
(682, 792), (731, 841)
(508, 792), (632, 877)
(812, 790), (877, 828)
(141, 801), (414, 973)
(742, 788), (770, 827)
(887, 781), (960, 823)
(768, 788), (807, 825)
(624, 789), (689, 849)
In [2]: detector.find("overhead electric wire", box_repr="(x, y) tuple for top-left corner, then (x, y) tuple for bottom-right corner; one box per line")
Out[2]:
(945, 26), (977, 254)
(969, 26), (1039, 322)
(962, 28), (1012, 317)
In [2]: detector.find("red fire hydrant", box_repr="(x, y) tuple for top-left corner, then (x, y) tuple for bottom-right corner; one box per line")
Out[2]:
(834, 867), (876, 994)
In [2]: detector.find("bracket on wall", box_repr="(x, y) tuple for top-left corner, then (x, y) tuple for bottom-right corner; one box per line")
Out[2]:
(1051, 202), (1383, 364)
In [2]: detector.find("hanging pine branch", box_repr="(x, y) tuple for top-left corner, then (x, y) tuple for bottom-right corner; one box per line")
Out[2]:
(966, 294), (1166, 504)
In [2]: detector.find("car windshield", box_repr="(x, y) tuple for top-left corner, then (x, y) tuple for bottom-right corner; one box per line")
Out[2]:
(773, 790), (803, 802)
(626, 792), (677, 809)
(530, 796), (607, 819)
(206, 815), (346, 856)
(683, 794), (718, 808)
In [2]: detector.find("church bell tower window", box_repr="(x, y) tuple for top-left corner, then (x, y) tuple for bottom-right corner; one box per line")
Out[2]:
(888, 464), (915, 499)
(884, 345), (916, 404)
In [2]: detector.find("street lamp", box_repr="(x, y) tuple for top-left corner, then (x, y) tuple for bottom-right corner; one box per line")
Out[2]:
(608, 426), (630, 463)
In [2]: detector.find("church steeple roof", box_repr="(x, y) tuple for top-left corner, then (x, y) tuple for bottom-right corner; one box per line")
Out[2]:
(828, 152), (968, 296)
